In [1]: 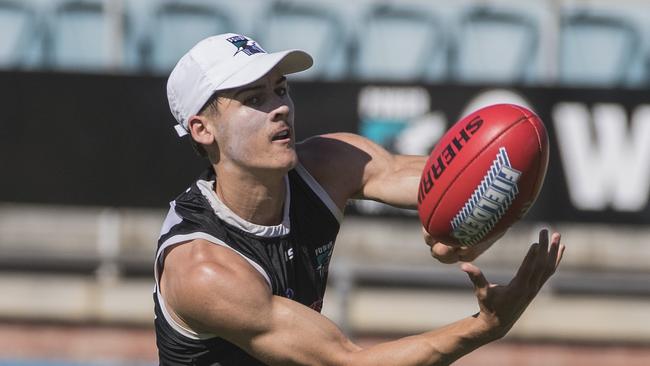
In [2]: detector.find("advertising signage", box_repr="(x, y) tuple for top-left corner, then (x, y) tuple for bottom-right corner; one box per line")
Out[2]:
(1, 71), (648, 224)
(293, 82), (650, 225)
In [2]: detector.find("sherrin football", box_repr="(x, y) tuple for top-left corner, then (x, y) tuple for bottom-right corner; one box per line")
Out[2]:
(418, 104), (549, 247)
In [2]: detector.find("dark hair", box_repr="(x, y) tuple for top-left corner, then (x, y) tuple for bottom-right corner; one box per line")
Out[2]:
(190, 93), (221, 158)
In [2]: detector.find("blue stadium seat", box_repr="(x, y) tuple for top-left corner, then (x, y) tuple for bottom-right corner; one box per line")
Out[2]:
(559, 12), (642, 87)
(645, 52), (650, 86)
(139, 1), (232, 73)
(44, 0), (129, 71)
(253, 0), (346, 80)
(449, 6), (539, 84)
(0, 0), (40, 69)
(351, 3), (445, 81)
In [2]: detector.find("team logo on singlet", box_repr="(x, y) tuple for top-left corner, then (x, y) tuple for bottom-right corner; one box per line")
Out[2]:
(227, 35), (265, 56)
(285, 247), (294, 262)
(314, 241), (334, 277)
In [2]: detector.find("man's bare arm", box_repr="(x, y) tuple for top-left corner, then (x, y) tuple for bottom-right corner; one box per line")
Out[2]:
(297, 133), (426, 210)
(298, 133), (509, 263)
(160, 231), (565, 366)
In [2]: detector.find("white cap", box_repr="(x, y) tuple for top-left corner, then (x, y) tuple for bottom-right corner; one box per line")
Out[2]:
(167, 33), (313, 137)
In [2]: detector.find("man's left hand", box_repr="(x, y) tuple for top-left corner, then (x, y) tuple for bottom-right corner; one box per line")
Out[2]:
(423, 227), (505, 263)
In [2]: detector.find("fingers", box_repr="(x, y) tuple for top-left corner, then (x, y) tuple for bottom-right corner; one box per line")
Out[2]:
(431, 243), (460, 264)
(538, 229), (549, 256)
(513, 229), (567, 290)
(461, 262), (489, 291)
(423, 228), (462, 264)
(547, 233), (566, 276)
(544, 232), (560, 278)
(513, 241), (539, 285)
(529, 229), (551, 285)
(556, 236), (566, 268)
(536, 232), (564, 284)
(421, 227), (434, 247)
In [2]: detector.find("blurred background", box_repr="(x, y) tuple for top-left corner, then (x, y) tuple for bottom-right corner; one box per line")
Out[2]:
(1, 0), (649, 365)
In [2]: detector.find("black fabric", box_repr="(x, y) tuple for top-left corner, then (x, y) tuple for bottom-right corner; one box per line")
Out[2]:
(154, 167), (340, 365)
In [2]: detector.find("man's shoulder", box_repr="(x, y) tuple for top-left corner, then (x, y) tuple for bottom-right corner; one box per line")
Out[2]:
(296, 133), (359, 174)
(161, 238), (273, 338)
(172, 167), (214, 206)
(158, 170), (222, 245)
(296, 134), (342, 184)
(296, 133), (369, 209)
(297, 133), (358, 153)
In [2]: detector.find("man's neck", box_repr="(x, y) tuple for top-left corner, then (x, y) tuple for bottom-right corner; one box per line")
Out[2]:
(213, 164), (287, 226)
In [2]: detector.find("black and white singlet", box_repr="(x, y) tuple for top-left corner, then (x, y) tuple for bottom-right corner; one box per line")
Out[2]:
(153, 163), (342, 365)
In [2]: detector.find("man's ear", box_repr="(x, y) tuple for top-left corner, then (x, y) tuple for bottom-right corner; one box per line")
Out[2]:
(188, 115), (214, 145)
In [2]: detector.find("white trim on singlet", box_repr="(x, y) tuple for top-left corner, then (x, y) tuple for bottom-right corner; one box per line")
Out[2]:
(154, 230), (273, 340)
(196, 176), (291, 237)
(294, 162), (343, 223)
(159, 202), (183, 237)
(155, 284), (214, 340)
(155, 232), (273, 290)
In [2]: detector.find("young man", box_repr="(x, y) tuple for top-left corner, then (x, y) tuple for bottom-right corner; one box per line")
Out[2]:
(155, 33), (565, 365)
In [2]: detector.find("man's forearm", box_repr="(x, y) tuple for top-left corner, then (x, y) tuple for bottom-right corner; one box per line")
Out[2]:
(369, 154), (427, 209)
(418, 314), (499, 365)
(349, 315), (497, 366)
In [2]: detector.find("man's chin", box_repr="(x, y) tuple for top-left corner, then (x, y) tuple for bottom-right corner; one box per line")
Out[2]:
(265, 153), (298, 173)
(272, 151), (297, 169)
(288, 155), (299, 169)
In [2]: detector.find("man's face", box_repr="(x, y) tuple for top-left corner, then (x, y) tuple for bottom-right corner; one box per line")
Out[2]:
(209, 70), (297, 173)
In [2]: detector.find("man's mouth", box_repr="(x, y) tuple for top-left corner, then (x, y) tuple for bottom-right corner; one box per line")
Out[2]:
(271, 129), (291, 142)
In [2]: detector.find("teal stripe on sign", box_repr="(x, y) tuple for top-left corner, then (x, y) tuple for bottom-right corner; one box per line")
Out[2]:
(359, 119), (408, 145)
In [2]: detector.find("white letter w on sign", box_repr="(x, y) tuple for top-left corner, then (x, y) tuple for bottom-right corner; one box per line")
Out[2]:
(553, 102), (650, 211)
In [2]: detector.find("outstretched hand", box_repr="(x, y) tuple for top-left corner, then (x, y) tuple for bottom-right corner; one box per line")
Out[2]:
(462, 229), (565, 339)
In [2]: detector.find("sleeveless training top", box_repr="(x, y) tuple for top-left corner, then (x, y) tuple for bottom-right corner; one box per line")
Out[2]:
(153, 163), (342, 365)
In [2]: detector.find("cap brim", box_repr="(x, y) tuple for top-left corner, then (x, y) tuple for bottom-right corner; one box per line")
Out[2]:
(217, 50), (313, 91)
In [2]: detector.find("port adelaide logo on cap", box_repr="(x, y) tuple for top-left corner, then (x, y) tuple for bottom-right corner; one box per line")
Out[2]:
(227, 35), (265, 56)
(451, 147), (522, 246)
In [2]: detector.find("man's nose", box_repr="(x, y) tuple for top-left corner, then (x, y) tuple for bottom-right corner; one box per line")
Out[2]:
(270, 104), (290, 122)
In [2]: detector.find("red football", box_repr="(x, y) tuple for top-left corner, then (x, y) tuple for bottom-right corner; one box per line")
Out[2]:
(417, 104), (549, 246)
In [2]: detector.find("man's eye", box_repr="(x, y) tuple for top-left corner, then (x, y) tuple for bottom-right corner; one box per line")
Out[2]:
(276, 87), (287, 96)
(245, 96), (262, 105)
